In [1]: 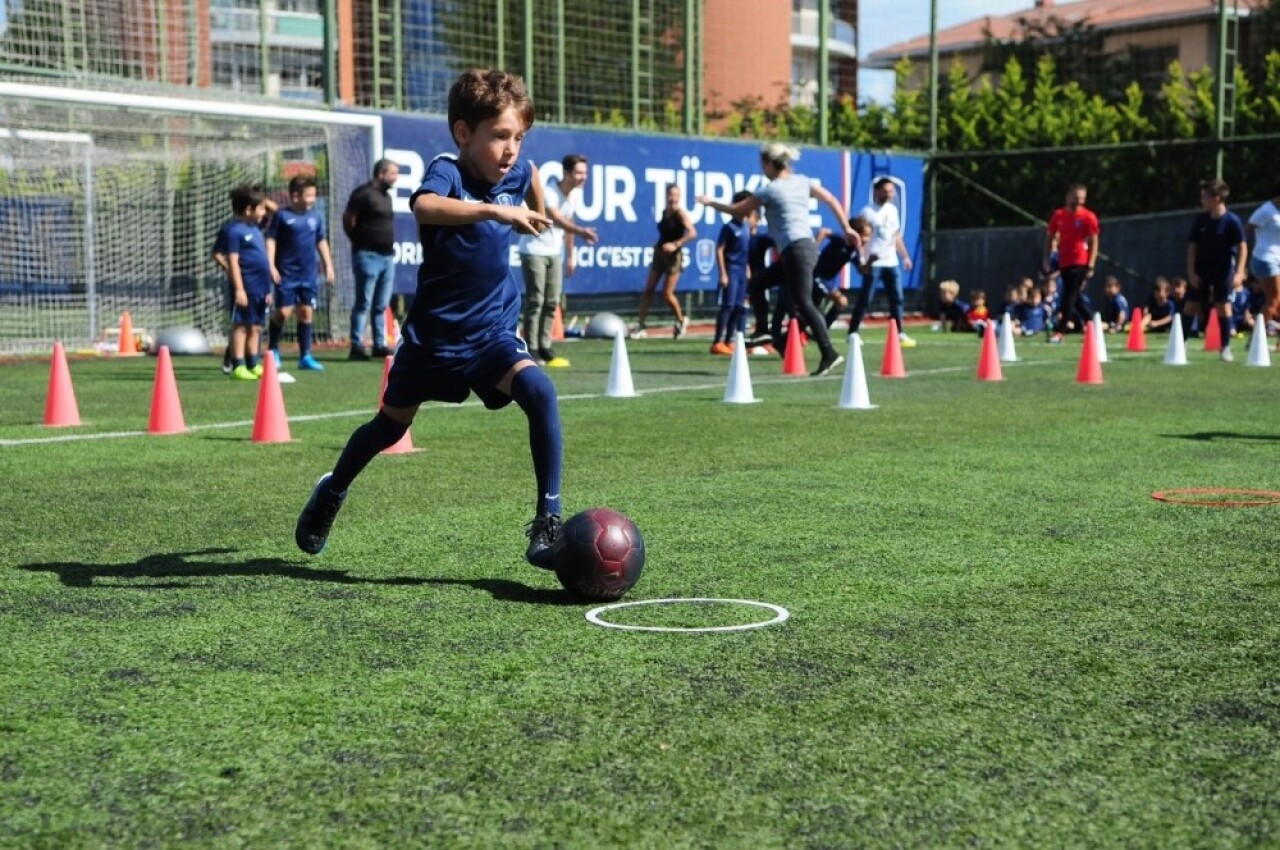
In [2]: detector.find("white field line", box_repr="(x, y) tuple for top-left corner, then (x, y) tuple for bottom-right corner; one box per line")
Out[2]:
(0, 358), (1065, 447)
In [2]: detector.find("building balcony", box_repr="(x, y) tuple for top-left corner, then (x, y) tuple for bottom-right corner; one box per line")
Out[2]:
(210, 7), (324, 50)
(790, 10), (856, 59)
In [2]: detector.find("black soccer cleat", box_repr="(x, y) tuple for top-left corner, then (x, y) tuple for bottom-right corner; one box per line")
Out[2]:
(811, 353), (844, 377)
(295, 473), (347, 555)
(524, 512), (562, 570)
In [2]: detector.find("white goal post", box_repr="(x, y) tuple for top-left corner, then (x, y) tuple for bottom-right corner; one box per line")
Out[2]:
(0, 81), (382, 355)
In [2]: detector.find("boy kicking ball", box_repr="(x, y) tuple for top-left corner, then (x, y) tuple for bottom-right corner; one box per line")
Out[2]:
(296, 69), (565, 568)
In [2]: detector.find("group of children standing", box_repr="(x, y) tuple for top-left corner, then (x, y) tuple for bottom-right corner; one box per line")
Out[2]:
(213, 176), (334, 379)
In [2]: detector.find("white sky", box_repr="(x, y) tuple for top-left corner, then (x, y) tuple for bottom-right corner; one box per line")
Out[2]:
(858, 0), (1031, 102)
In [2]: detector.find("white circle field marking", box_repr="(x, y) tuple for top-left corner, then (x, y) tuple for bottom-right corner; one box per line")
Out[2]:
(585, 597), (790, 633)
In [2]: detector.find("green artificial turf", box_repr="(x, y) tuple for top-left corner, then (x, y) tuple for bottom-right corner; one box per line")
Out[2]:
(1, 330), (1278, 848)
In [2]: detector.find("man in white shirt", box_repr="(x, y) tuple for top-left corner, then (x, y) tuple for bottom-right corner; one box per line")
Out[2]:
(848, 177), (916, 347)
(518, 154), (599, 367)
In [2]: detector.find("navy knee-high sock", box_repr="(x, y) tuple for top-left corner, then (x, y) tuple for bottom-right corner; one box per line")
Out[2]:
(329, 411), (410, 492)
(268, 318), (283, 351)
(1219, 309), (1232, 348)
(298, 322), (313, 357)
(510, 367), (563, 517)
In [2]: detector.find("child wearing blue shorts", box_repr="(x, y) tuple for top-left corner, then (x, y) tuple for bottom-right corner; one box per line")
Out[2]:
(296, 69), (563, 569)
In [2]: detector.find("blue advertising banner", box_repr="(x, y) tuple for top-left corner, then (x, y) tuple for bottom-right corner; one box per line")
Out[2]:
(362, 111), (926, 298)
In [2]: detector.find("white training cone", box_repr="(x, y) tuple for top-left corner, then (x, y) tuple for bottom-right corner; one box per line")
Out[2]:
(1164, 314), (1188, 366)
(1092, 313), (1109, 363)
(998, 311), (1018, 362)
(1247, 316), (1271, 367)
(605, 329), (638, 397)
(837, 333), (877, 410)
(724, 331), (759, 404)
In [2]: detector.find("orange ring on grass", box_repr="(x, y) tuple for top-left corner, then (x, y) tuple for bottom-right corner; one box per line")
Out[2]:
(1151, 488), (1280, 507)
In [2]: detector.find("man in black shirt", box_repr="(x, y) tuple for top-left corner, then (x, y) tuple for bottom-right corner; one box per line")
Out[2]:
(344, 158), (400, 360)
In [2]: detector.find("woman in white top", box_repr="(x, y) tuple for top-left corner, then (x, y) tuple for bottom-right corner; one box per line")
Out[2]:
(1247, 181), (1280, 328)
(698, 143), (860, 377)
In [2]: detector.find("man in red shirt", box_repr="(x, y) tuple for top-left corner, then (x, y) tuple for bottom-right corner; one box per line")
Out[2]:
(1043, 183), (1100, 342)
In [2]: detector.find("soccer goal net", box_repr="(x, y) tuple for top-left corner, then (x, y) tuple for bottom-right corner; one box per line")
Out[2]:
(0, 82), (379, 355)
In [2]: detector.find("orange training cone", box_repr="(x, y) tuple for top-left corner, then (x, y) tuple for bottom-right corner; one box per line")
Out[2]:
(1203, 307), (1222, 352)
(1076, 320), (1104, 385)
(251, 350), (292, 443)
(117, 311), (140, 355)
(881, 318), (907, 378)
(782, 317), (807, 375)
(43, 341), (81, 427)
(551, 304), (566, 342)
(147, 346), (186, 435)
(1127, 307), (1147, 352)
(977, 325), (1003, 381)
(378, 355), (418, 454)
(384, 306), (399, 348)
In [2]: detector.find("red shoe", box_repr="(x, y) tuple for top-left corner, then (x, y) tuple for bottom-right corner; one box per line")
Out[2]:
(710, 342), (733, 356)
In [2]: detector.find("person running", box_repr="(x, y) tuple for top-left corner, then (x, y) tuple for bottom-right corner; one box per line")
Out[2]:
(634, 183), (696, 339)
(698, 142), (860, 376)
(295, 69), (564, 570)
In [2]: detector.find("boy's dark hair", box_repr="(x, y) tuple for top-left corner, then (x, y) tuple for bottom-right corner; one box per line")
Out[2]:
(561, 153), (588, 173)
(1269, 180), (1280, 199)
(873, 176), (894, 192)
(230, 182), (267, 213)
(1200, 178), (1230, 200)
(448, 69), (534, 144)
(730, 190), (752, 204)
(373, 158), (397, 179)
(288, 175), (317, 194)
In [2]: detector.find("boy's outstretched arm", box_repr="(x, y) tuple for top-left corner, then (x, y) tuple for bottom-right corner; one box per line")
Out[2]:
(413, 192), (550, 236)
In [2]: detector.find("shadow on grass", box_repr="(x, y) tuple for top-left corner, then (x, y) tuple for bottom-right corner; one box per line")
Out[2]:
(422, 577), (580, 606)
(18, 548), (428, 588)
(1163, 431), (1280, 443)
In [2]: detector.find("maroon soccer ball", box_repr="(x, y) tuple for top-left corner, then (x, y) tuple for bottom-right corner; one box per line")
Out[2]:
(552, 508), (645, 601)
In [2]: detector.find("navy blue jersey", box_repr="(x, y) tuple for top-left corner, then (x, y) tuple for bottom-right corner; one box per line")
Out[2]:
(405, 155), (533, 353)
(1146, 295), (1175, 323)
(212, 220), (233, 258)
(1014, 301), (1046, 333)
(1105, 293), (1130, 326)
(716, 219), (750, 273)
(1189, 211), (1246, 282)
(225, 220), (273, 296)
(748, 231), (776, 278)
(813, 235), (856, 282)
(268, 206), (326, 285)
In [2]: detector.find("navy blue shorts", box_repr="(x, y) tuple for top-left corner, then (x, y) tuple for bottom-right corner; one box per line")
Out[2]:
(231, 292), (270, 327)
(276, 283), (318, 309)
(383, 331), (534, 411)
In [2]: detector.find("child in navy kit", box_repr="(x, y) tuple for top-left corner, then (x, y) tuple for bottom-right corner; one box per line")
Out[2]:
(296, 69), (563, 569)
(1103, 276), (1130, 333)
(1143, 276), (1177, 333)
(214, 186), (275, 374)
(710, 190), (753, 355)
(223, 183), (274, 380)
(267, 175), (334, 371)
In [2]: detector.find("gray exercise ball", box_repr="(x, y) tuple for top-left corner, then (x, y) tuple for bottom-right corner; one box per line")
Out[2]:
(584, 311), (628, 339)
(150, 326), (212, 355)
